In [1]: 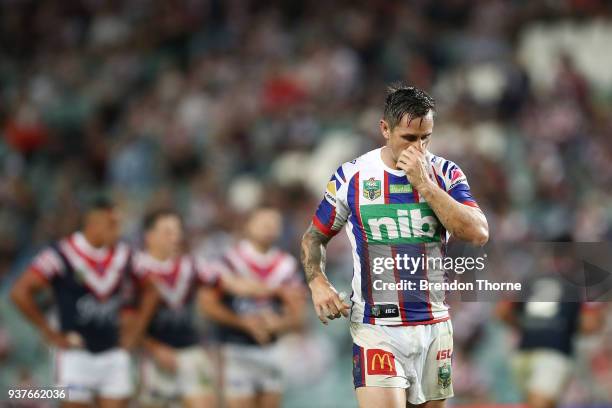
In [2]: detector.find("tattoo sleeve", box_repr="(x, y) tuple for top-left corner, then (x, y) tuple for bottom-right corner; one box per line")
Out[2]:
(301, 223), (332, 284)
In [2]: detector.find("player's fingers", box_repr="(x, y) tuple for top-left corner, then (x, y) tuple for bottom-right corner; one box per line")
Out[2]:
(399, 150), (412, 161)
(332, 296), (350, 317)
(316, 304), (329, 325)
(325, 300), (340, 317)
(400, 150), (416, 162)
(407, 145), (424, 159)
(396, 159), (411, 170)
(397, 153), (411, 163)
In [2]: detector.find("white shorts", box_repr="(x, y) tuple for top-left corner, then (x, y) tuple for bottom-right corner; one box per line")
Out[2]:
(350, 320), (454, 405)
(223, 343), (283, 397)
(139, 346), (214, 404)
(55, 348), (133, 402)
(512, 349), (573, 399)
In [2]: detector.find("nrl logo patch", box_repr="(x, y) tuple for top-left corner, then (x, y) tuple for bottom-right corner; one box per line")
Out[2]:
(363, 177), (381, 201)
(371, 305), (381, 317)
(438, 363), (452, 389)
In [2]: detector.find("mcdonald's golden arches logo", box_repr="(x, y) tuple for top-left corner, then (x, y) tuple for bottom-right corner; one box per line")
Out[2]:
(366, 349), (397, 376)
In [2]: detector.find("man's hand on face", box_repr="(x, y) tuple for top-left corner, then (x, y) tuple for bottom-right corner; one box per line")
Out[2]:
(396, 144), (431, 190)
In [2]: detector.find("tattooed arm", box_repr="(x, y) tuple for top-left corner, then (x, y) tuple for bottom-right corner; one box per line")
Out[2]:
(301, 223), (349, 325)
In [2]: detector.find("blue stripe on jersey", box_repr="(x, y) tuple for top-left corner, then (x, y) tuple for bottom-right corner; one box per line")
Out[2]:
(435, 173), (445, 190)
(386, 173), (419, 204)
(395, 243), (434, 322)
(448, 184), (475, 203)
(348, 172), (374, 324)
(442, 160), (449, 176)
(314, 198), (335, 226)
(337, 166), (346, 183)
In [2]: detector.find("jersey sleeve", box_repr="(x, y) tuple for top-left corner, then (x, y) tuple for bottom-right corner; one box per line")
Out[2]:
(440, 160), (479, 208)
(312, 165), (351, 236)
(29, 247), (64, 282)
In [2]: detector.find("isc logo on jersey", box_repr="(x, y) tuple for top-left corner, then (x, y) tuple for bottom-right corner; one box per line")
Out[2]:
(361, 204), (441, 244)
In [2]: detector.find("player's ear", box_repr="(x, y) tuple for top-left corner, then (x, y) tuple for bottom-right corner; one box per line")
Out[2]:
(380, 120), (390, 141)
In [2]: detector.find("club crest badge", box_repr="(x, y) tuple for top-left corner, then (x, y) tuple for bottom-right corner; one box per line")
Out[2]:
(363, 177), (381, 201)
(438, 363), (452, 389)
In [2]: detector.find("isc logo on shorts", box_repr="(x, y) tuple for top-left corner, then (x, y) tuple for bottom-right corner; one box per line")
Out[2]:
(366, 349), (396, 376)
(436, 349), (453, 360)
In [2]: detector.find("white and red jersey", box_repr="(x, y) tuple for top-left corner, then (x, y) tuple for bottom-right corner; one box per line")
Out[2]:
(29, 232), (133, 352)
(312, 147), (480, 326)
(211, 240), (300, 345)
(131, 251), (216, 348)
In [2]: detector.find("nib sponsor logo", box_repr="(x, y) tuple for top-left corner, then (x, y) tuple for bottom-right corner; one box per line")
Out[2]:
(361, 204), (441, 244)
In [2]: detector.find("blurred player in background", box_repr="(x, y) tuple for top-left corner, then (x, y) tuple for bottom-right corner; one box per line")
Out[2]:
(200, 206), (306, 408)
(301, 85), (489, 408)
(497, 245), (604, 408)
(10, 197), (159, 408)
(132, 209), (217, 408)
(135, 208), (284, 408)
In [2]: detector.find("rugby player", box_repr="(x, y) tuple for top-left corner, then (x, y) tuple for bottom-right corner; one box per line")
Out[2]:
(132, 209), (217, 408)
(301, 85), (489, 408)
(200, 207), (306, 408)
(496, 245), (604, 408)
(135, 208), (283, 408)
(10, 197), (159, 408)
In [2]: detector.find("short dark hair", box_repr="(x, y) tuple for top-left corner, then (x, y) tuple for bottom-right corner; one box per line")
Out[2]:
(143, 209), (181, 232)
(78, 193), (115, 228)
(82, 193), (115, 213)
(383, 84), (435, 129)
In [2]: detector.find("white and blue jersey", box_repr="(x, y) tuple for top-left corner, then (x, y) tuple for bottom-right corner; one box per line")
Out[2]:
(30, 232), (134, 353)
(312, 147), (479, 326)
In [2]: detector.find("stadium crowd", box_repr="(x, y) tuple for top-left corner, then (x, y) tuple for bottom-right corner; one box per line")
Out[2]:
(1, 0), (611, 406)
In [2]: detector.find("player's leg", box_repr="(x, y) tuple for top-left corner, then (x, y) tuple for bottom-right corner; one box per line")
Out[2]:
(524, 350), (572, 408)
(56, 349), (95, 407)
(351, 323), (410, 408)
(407, 399), (447, 408)
(412, 321), (454, 406)
(179, 347), (218, 408)
(526, 392), (557, 408)
(183, 394), (217, 408)
(254, 347), (284, 408)
(356, 387), (406, 408)
(96, 349), (134, 408)
(97, 398), (129, 408)
(224, 345), (257, 408)
(137, 354), (171, 408)
(61, 402), (91, 408)
(256, 391), (282, 408)
(227, 396), (257, 408)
